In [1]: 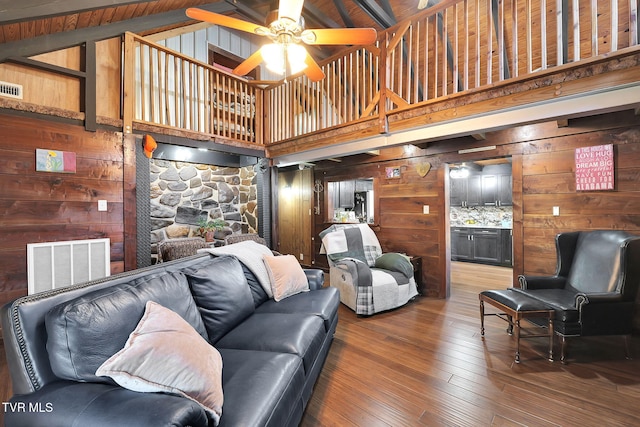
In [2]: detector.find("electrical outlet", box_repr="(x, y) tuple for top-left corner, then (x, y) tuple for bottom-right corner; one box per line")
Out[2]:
(553, 206), (560, 216)
(98, 200), (108, 211)
(423, 205), (430, 214)
(300, 254), (304, 260)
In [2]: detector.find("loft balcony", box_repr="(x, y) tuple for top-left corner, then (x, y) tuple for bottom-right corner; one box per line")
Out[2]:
(123, 0), (640, 162)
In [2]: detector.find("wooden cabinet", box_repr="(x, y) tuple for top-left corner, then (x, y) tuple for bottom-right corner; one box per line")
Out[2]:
(451, 228), (474, 260)
(472, 228), (501, 263)
(451, 227), (511, 266)
(502, 228), (513, 266)
(338, 180), (355, 208)
(450, 173), (481, 207)
(480, 164), (512, 206)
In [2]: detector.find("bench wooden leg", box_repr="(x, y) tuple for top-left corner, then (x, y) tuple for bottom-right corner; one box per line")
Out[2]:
(560, 335), (568, 364)
(480, 300), (485, 336)
(514, 319), (521, 363)
(548, 318), (554, 362)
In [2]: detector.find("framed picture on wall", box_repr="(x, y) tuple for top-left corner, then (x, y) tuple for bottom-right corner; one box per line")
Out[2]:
(385, 167), (401, 178)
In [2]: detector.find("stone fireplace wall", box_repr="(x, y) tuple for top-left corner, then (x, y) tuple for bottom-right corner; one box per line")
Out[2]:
(149, 159), (258, 262)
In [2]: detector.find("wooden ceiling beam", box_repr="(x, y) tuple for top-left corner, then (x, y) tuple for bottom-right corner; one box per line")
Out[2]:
(224, 0), (268, 25)
(0, 2), (234, 62)
(333, 0), (356, 27)
(0, 0), (155, 25)
(303, 3), (342, 29)
(352, 0), (395, 28)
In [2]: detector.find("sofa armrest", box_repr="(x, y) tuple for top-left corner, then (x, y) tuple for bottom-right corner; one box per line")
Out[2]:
(4, 381), (209, 427)
(518, 275), (567, 290)
(303, 268), (325, 291)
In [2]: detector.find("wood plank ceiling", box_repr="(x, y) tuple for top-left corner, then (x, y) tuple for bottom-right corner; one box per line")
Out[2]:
(0, 0), (434, 61)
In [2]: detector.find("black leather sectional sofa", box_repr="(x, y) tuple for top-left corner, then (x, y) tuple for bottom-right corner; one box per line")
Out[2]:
(1, 253), (339, 426)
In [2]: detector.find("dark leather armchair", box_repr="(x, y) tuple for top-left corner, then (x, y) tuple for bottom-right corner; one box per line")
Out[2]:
(516, 230), (640, 362)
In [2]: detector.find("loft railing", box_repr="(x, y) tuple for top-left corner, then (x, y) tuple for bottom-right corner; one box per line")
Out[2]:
(123, 1), (640, 147)
(265, 44), (381, 142)
(265, 0), (640, 143)
(123, 32), (263, 145)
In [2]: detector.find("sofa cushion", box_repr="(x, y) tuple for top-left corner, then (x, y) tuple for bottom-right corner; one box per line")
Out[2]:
(96, 301), (223, 425)
(216, 313), (325, 375)
(218, 349), (304, 427)
(256, 287), (340, 332)
(239, 262), (270, 307)
(263, 254), (310, 302)
(183, 256), (255, 344)
(45, 271), (206, 384)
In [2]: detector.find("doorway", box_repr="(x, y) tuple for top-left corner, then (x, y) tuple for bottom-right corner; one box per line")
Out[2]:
(446, 157), (514, 293)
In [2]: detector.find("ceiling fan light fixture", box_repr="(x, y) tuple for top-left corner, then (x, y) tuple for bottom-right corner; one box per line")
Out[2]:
(263, 43), (308, 76)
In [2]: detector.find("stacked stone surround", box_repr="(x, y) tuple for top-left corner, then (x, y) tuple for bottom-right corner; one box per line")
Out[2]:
(149, 159), (258, 260)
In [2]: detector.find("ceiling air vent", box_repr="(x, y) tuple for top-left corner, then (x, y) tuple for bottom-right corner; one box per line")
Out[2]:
(0, 81), (23, 99)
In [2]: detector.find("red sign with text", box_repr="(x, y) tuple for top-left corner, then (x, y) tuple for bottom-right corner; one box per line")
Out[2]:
(575, 144), (614, 191)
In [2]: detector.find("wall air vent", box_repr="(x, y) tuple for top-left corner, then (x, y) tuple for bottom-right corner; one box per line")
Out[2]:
(0, 81), (23, 99)
(27, 238), (111, 294)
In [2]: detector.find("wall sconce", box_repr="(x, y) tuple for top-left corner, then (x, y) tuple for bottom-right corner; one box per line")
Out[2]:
(143, 135), (157, 158)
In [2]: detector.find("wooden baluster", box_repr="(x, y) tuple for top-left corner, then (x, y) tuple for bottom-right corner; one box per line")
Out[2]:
(591, 0), (598, 56)
(611, 0), (618, 53)
(572, 0), (580, 62)
(631, 0), (639, 47)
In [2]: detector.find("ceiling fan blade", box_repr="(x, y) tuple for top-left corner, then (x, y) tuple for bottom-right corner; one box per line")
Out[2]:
(301, 28), (378, 45)
(303, 53), (325, 82)
(233, 48), (264, 77)
(186, 8), (269, 35)
(278, 0), (305, 22)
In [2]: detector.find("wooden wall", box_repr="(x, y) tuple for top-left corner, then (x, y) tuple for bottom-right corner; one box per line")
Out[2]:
(0, 112), (126, 309)
(313, 109), (640, 303)
(0, 38), (121, 120)
(277, 168), (313, 265)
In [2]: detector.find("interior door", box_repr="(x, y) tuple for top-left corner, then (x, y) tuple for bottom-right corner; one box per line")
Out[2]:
(277, 168), (313, 264)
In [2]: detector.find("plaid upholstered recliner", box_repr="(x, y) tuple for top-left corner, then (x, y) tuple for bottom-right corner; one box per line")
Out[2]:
(320, 224), (419, 315)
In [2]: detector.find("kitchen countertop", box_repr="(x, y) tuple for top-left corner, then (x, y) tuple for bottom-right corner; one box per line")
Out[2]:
(451, 224), (512, 229)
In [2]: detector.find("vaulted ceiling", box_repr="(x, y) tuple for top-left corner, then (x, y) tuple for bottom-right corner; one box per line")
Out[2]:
(0, 0), (433, 61)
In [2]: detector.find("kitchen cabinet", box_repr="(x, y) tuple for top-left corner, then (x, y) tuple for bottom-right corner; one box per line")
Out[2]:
(338, 180), (355, 208)
(472, 228), (501, 263)
(481, 164), (512, 206)
(451, 227), (512, 266)
(451, 228), (475, 260)
(502, 228), (513, 266)
(450, 173), (481, 207)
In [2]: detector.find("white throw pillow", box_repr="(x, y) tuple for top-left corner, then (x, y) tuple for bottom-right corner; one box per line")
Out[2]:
(96, 301), (223, 425)
(263, 254), (310, 301)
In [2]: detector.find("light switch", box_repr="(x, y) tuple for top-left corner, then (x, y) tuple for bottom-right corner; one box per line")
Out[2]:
(552, 206), (560, 216)
(98, 200), (108, 211)
(423, 205), (430, 214)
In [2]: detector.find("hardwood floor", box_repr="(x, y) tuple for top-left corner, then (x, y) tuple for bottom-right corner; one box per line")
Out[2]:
(1, 262), (639, 426)
(300, 262), (640, 426)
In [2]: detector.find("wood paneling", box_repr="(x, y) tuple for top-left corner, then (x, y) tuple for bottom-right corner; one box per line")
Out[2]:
(312, 109), (640, 307)
(0, 113), (126, 307)
(277, 168), (313, 265)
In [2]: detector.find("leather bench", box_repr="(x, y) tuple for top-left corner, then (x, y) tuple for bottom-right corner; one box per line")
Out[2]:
(479, 289), (555, 363)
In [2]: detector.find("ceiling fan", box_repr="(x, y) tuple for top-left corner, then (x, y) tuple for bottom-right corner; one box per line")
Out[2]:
(186, 0), (377, 82)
